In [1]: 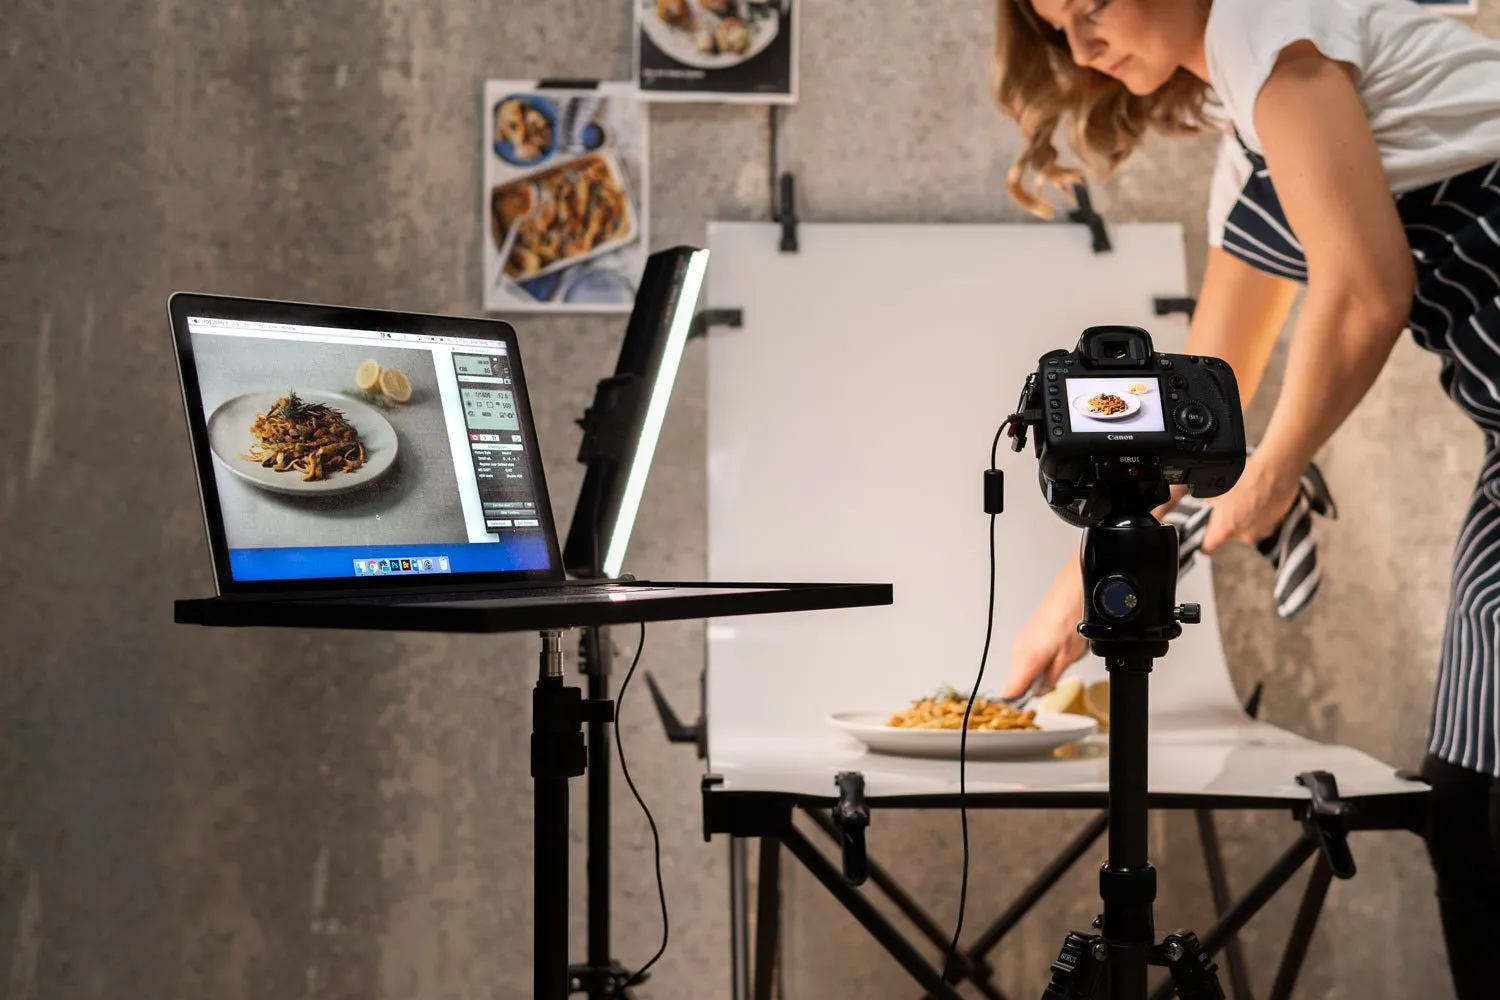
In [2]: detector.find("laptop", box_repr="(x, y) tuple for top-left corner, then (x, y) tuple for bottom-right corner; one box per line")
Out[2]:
(167, 289), (744, 612)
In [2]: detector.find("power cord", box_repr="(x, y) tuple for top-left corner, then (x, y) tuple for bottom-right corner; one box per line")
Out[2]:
(613, 622), (667, 997)
(942, 422), (1008, 987)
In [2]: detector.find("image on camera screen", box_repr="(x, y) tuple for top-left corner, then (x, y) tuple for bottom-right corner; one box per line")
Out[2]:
(1065, 377), (1166, 434)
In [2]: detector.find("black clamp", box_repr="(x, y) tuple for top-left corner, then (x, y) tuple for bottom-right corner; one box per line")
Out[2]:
(644, 670), (707, 760)
(1296, 770), (1357, 879)
(777, 173), (798, 252)
(1068, 182), (1111, 254)
(1153, 296), (1199, 319)
(833, 771), (870, 886)
(574, 373), (640, 464)
(688, 308), (744, 341)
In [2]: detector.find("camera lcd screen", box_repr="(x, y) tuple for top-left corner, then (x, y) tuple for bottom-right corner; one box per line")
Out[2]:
(1065, 377), (1166, 434)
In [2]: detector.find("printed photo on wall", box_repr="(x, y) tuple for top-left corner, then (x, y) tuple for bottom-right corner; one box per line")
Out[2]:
(636, 0), (798, 103)
(481, 80), (649, 313)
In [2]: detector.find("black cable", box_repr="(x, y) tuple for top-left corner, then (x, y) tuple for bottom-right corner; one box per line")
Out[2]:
(613, 622), (666, 997)
(942, 423), (1008, 986)
(768, 106), (779, 221)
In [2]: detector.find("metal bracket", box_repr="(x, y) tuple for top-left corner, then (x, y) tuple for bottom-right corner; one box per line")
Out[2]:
(1152, 931), (1225, 1000)
(1295, 771), (1357, 879)
(644, 670), (706, 759)
(833, 771), (870, 886)
(689, 307), (744, 341)
(1068, 182), (1111, 254)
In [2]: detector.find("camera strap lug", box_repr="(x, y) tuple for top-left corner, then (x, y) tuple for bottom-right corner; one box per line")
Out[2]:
(1295, 770), (1357, 879)
(1006, 372), (1041, 452)
(833, 771), (870, 885)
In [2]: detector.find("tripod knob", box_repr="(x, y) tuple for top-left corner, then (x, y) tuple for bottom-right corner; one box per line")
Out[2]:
(1175, 604), (1201, 625)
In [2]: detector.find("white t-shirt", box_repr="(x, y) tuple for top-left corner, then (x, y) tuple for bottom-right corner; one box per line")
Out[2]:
(1205, 0), (1500, 248)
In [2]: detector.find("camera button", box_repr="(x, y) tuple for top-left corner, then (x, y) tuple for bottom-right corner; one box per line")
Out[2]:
(1159, 358), (1173, 369)
(1169, 374), (1188, 389)
(1169, 392), (1180, 401)
(1047, 373), (1058, 382)
(1051, 413), (1063, 423)
(1052, 427), (1064, 437)
(1049, 399), (1061, 410)
(1048, 385), (1060, 396)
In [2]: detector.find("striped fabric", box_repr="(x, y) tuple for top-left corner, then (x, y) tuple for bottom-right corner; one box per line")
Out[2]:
(1217, 129), (1500, 775)
(1163, 458), (1338, 621)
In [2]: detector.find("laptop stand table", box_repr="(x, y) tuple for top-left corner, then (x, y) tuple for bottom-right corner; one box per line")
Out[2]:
(175, 580), (891, 1000)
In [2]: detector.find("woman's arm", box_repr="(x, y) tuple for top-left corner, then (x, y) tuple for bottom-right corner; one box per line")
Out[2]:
(1201, 41), (1415, 551)
(1153, 246), (1298, 515)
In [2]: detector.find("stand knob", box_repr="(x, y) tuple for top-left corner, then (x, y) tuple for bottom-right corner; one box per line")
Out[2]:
(1175, 604), (1201, 625)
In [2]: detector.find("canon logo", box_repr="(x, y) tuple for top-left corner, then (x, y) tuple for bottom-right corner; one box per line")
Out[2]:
(1107, 434), (1135, 441)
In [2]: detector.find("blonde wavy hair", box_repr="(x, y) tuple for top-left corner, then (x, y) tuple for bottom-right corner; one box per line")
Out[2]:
(996, 0), (1214, 218)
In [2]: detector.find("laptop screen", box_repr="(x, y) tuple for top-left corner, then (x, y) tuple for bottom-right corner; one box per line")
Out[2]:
(171, 296), (560, 591)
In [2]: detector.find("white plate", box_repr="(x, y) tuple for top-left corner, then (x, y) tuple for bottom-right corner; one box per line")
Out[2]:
(641, 0), (780, 70)
(1071, 392), (1141, 420)
(207, 389), (398, 496)
(827, 711), (1099, 760)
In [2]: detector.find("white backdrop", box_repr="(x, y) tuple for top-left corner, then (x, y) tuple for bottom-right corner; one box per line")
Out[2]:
(702, 221), (1419, 801)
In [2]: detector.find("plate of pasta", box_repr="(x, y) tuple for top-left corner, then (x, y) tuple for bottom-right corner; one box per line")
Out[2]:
(828, 688), (1098, 760)
(207, 389), (397, 496)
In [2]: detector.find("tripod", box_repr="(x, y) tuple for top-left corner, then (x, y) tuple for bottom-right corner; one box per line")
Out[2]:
(1039, 504), (1226, 1000)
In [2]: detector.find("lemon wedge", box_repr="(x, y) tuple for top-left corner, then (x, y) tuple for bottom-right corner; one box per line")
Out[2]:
(379, 367), (412, 403)
(1084, 681), (1110, 733)
(355, 359), (382, 391)
(1037, 676), (1086, 716)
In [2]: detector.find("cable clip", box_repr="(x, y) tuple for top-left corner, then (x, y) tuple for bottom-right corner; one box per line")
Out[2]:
(833, 771), (870, 886)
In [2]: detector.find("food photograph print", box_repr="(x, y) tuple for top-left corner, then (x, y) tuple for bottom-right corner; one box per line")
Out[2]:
(481, 80), (650, 313)
(636, 0), (798, 103)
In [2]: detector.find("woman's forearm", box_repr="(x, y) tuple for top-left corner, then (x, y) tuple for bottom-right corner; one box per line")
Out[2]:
(1255, 283), (1406, 476)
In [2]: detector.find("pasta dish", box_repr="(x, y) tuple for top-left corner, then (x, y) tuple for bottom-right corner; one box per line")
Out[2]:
(887, 689), (1040, 731)
(241, 391), (366, 482)
(1087, 393), (1128, 416)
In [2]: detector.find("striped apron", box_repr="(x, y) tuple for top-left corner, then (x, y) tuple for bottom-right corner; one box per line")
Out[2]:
(1219, 132), (1500, 776)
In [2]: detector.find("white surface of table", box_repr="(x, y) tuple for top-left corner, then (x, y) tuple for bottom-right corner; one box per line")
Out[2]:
(703, 221), (1423, 805)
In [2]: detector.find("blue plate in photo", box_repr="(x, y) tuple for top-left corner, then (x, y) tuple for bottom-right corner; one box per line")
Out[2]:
(562, 267), (635, 305)
(493, 94), (559, 167)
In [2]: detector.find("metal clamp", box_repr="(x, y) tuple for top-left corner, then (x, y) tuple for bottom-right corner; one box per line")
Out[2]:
(833, 771), (870, 886)
(1068, 182), (1111, 254)
(1296, 770), (1357, 879)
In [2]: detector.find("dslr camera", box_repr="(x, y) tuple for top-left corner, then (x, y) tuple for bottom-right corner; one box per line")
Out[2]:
(1010, 325), (1245, 528)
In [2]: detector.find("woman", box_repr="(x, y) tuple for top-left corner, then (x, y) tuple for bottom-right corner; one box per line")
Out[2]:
(992, 1), (1500, 996)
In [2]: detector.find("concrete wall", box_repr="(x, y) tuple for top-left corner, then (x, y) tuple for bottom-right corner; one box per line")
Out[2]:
(3, 1), (1493, 997)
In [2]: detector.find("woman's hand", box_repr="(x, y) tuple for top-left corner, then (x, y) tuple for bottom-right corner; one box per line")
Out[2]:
(1200, 450), (1302, 554)
(1000, 558), (1089, 698)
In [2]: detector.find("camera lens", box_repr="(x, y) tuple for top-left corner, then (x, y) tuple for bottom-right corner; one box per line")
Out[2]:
(1094, 576), (1140, 622)
(1174, 401), (1215, 437)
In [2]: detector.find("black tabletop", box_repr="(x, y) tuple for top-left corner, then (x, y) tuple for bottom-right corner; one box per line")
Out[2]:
(174, 581), (892, 634)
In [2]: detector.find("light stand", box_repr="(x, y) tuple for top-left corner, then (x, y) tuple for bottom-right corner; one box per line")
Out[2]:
(1037, 483), (1225, 1000)
(561, 247), (711, 999)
